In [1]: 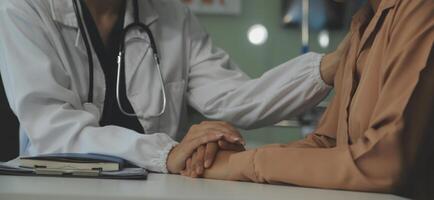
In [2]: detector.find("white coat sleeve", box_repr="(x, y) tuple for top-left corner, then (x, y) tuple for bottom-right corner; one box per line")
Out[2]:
(185, 10), (333, 129)
(0, 1), (177, 173)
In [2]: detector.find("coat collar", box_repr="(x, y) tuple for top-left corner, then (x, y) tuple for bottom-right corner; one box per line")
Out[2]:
(351, 0), (397, 30)
(49, 0), (159, 28)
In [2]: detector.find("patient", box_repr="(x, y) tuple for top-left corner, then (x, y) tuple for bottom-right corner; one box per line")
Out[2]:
(183, 0), (434, 193)
(398, 48), (434, 199)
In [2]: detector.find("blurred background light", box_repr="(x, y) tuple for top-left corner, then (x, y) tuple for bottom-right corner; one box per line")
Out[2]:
(247, 24), (268, 45)
(318, 30), (330, 48)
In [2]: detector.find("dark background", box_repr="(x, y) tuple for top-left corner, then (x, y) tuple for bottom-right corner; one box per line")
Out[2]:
(0, 75), (19, 161)
(281, 0), (367, 30)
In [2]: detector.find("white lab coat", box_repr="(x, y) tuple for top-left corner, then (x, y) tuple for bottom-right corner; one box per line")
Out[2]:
(0, 0), (331, 172)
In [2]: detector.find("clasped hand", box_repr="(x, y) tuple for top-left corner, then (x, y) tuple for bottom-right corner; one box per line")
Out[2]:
(166, 121), (245, 177)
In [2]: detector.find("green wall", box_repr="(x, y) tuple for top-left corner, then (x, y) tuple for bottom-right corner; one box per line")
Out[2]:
(194, 0), (347, 147)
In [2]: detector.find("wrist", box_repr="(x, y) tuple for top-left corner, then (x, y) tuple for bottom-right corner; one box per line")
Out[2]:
(166, 144), (179, 174)
(320, 53), (336, 86)
(203, 151), (235, 180)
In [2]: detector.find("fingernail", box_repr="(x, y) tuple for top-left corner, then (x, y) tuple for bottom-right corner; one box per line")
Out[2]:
(231, 136), (240, 140)
(205, 160), (211, 168)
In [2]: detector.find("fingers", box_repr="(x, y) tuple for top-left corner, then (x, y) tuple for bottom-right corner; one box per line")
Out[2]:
(217, 121), (241, 136)
(220, 132), (245, 145)
(176, 121), (244, 176)
(180, 157), (192, 177)
(218, 140), (245, 152)
(184, 121), (244, 146)
(195, 145), (205, 176)
(168, 131), (227, 174)
(196, 128), (241, 144)
(186, 158), (192, 177)
(189, 146), (205, 178)
(200, 126), (243, 144)
(185, 132), (224, 157)
(204, 142), (219, 168)
(215, 122), (245, 145)
(190, 152), (199, 178)
(180, 131), (239, 167)
(209, 122), (243, 140)
(199, 121), (244, 144)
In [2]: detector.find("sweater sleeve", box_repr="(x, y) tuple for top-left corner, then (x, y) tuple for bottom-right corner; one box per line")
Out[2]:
(226, 0), (434, 193)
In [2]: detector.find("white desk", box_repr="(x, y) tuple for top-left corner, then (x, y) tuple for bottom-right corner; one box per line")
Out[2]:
(0, 174), (407, 200)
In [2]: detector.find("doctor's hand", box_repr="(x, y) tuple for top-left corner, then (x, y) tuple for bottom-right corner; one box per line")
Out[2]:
(320, 33), (351, 86)
(180, 122), (245, 178)
(167, 121), (244, 174)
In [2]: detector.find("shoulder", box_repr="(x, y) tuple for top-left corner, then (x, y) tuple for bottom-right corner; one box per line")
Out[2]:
(384, 0), (433, 71)
(395, 0), (434, 10)
(150, 0), (190, 14)
(148, 0), (192, 22)
(392, 0), (434, 27)
(388, 0), (434, 45)
(0, 0), (50, 13)
(0, 0), (52, 22)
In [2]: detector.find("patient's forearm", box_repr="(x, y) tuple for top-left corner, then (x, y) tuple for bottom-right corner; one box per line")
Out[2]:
(203, 151), (237, 180)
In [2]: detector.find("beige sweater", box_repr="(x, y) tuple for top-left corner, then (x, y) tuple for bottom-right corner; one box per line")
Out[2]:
(226, 0), (434, 193)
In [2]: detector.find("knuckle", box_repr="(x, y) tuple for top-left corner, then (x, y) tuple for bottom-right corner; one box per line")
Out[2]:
(201, 136), (210, 143)
(190, 139), (199, 147)
(190, 125), (199, 131)
(206, 132), (215, 138)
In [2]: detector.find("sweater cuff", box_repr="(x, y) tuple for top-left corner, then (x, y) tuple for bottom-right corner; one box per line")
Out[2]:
(227, 149), (258, 182)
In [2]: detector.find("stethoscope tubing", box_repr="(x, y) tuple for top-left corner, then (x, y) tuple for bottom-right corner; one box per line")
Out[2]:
(72, 0), (167, 119)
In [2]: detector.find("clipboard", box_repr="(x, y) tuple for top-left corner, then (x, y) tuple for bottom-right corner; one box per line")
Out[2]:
(0, 158), (148, 180)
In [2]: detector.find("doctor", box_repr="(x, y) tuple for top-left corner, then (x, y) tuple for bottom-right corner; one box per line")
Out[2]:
(0, 0), (342, 174)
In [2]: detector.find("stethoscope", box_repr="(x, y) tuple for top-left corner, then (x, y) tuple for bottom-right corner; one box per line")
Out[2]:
(72, 0), (167, 118)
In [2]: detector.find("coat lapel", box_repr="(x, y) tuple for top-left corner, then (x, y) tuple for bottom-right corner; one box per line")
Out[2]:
(123, 0), (160, 94)
(49, 0), (160, 95)
(338, 0), (398, 146)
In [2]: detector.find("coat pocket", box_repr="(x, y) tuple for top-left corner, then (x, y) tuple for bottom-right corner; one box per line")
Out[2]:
(146, 80), (186, 136)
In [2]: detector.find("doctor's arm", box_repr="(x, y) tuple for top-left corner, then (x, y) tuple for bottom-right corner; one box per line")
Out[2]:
(185, 9), (343, 129)
(0, 1), (232, 174)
